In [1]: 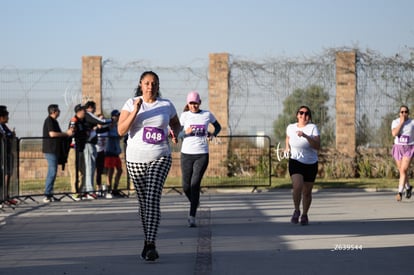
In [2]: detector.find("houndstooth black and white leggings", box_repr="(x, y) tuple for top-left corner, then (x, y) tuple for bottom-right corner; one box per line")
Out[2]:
(126, 155), (172, 243)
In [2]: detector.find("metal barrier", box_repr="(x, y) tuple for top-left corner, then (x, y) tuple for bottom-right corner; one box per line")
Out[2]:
(2, 135), (272, 204)
(168, 135), (272, 191)
(16, 136), (130, 202)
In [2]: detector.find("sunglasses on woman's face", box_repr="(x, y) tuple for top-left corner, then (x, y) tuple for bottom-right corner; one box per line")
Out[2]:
(401, 110), (409, 114)
(298, 111), (310, 116)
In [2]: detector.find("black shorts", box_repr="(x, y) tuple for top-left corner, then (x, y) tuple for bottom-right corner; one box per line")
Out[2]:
(288, 159), (318, 182)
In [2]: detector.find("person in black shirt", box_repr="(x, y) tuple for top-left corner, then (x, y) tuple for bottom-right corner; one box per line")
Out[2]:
(67, 104), (88, 200)
(42, 104), (73, 203)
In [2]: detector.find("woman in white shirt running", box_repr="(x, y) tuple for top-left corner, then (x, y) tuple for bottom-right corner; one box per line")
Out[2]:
(118, 71), (181, 261)
(285, 106), (320, 225)
(179, 91), (221, 227)
(391, 105), (414, 201)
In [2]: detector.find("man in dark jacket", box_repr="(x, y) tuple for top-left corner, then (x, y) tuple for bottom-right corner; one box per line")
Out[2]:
(42, 104), (73, 203)
(82, 101), (111, 198)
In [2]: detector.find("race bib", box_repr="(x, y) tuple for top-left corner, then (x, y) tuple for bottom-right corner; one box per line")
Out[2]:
(398, 135), (409, 144)
(143, 127), (166, 144)
(190, 124), (207, 137)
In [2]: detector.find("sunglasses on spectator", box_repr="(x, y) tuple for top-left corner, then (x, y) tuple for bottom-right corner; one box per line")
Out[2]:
(298, 111), (310, 116)
(400, 110), (409, 114)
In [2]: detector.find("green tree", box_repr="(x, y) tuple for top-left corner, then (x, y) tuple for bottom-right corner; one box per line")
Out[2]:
(376, 112), (395, 147)
(356, 113), (373, 146)
(273, 85), (331, 146)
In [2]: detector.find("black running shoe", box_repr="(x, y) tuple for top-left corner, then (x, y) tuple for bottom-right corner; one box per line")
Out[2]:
(145, 243), (159, 261)
(300, 214), (309, 226)
(291, 210), (300, 224)
(406, 186), (412, 199)
(140, 242), (148, 260)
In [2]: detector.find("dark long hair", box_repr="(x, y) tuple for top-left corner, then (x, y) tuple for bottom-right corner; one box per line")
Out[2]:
(134, 71), (161, 97)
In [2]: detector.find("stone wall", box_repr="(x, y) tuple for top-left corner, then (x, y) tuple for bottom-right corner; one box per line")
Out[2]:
(82, 56), (103, 113)
(335, 51), (356, 158)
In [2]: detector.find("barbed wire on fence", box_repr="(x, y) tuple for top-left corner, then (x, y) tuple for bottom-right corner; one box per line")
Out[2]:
(1, 48), (414, 145)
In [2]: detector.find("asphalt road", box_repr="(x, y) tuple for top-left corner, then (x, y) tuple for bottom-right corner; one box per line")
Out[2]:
(1, 189), (413, 275)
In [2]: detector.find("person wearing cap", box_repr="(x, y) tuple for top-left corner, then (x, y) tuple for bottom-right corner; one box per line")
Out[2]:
(103, 109), (123, 198)
(118, 71), (181, 261)
(179, 91), (221, 227)
(0, 106), (17, 205)
(42, 104), (74, 203)
(83, 101), (112, 199)
(67, 104), (88, 201)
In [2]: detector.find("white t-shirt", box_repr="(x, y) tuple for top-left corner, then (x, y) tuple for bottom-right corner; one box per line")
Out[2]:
(391, 118), (414, 145)
(122, 96), (177, 163)
(180, 110), (217, 154)
(286, 122), (320, 164)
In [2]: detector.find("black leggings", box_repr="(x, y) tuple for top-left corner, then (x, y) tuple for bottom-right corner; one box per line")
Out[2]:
(180, 153), (209, 217)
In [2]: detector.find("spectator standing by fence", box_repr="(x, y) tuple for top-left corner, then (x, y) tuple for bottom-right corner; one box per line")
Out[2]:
(118, 71), (181, 261)
(42, 104), (73, 203)
(0, 105), (17, 205)
(285, 105), (320, 226)
(391, 105), (414, 201)
(83, 101), (111, 199)
(104, 109), (122, 198)
(67, 105), (88, 201)
(179, 91), (221, 227)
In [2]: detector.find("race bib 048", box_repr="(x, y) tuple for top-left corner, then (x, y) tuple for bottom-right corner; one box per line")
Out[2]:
(142, 127), (166, 144)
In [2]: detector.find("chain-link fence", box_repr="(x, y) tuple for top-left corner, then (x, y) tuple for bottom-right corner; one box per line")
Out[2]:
(1, 50), (414, 198)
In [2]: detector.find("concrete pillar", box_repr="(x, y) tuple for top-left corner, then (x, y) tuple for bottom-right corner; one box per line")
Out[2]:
(208, 53), (230, 177)
(335, 51), (356, 157)
(82, 56), (102, 114)
(209, 53), (229, 135)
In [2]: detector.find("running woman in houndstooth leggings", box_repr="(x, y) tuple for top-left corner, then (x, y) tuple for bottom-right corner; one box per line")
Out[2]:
(118, 71), (181, 261)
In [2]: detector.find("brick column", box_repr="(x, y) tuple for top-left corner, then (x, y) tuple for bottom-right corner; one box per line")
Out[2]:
(208, 53), (229, 177)
(82, 56), (102, 114)
(209, 53), (229, 135)
(336, 51), (356, 157)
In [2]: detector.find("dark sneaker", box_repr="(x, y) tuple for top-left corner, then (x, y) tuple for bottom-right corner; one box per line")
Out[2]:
(141, 242), (148, 260)
(145, 243), (159, 261)
(291, 210), (300, 224)
(188, 216), (196, 228)
(396, 192), (403, 202)
(406, 186), (412, 199)
(300, 214), (309, 226)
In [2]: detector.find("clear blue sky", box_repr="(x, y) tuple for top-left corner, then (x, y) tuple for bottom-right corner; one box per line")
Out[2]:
(1, 0), (413, 69)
